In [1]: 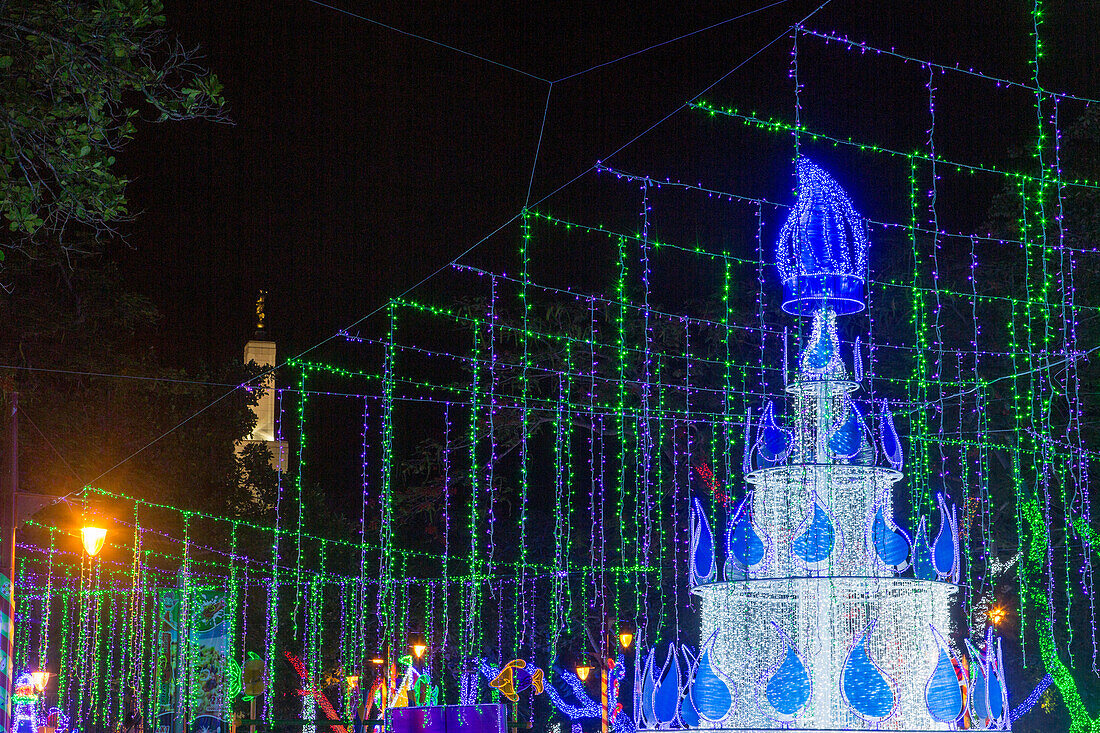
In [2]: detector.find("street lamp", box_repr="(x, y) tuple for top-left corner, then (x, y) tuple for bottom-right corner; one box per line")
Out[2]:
(409, 633), (427, 661)
(618, 620), (635, 651)
(81, 526), (107, 557)
(988, 604), (1007, 627)
(574, 659), (593, 682)
(29, 671), (48, 693)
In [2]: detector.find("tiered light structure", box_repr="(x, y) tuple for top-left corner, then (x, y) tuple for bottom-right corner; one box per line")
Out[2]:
(637, 160), (1009, 731)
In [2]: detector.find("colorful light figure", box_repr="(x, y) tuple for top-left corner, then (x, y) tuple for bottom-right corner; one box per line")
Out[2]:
(10, 673), (38, 733)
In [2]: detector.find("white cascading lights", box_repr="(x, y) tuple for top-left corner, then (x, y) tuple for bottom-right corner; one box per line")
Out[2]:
(634, 159), (1010, 732)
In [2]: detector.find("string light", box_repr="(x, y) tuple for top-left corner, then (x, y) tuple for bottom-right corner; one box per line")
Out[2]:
(5, 14), (1094, 732)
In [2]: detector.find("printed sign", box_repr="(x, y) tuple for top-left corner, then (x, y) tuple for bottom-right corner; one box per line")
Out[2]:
(188, 586), (229, 733)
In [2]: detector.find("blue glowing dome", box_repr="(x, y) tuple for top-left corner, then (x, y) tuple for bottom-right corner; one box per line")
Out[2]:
(776, 159), (869, 316)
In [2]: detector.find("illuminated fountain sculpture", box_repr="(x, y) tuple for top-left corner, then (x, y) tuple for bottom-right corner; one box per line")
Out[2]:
(636, 159), (1010, 731)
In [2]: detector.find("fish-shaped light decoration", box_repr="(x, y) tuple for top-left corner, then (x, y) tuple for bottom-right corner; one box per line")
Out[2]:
(490, 659), (545, 702)
(911, 516), (936, 581)
(652, 645), (680, 727)
(679, 645), (700, 727)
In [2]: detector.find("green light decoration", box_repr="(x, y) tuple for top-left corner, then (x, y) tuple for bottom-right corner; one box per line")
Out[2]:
(1023, 496), (1100, 733)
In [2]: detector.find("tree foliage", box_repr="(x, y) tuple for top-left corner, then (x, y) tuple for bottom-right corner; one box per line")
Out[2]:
(0, 258), (273, 524)
(0, 0), (226, 271)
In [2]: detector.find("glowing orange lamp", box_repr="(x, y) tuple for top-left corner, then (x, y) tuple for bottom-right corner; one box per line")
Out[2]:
(81, 527), (107, 557)
(30, 671), (49, 692)
(410, 632), (427, 660)
(618, 620), (635, 650)
(575, 662), (593, 682)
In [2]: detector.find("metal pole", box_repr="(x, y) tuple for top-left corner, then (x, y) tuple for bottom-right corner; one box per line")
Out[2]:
(0, 392), (17, 732)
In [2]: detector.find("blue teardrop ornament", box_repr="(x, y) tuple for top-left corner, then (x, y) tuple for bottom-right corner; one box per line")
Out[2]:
(985, 629), (1004, 722)
(756, 401), (791, 466)
(840, 621), (896, 722)
(880, 402), (903, 470)
(965, 640), (990, 723)
(872, 506), (911, 572)
(800, 308), (841, 374)
(679, 646), (699, 727)
(653, 645), (680, 726)
(640, 647), (657, 727)
(726, 497), (767, 575)
(854, 336), (864, 382)
(691, 498), (717, 586)
(912, 517), (935, 581)
(828, 400), (866, 458)
(925, 626), (963, 723)
(690, 645), (733, 723)
(762, 625), (811, 721)
(932, 494), (958, 582)
(792, 500), (835, 569)
(988, 659), (1004, 721)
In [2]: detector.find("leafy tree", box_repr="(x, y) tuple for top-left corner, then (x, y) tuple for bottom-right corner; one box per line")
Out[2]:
(0, 0), (226, 273)
(0, 257), (273, 526)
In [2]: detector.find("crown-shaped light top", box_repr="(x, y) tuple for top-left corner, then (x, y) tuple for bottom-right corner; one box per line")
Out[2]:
(775, 158), (869, 316)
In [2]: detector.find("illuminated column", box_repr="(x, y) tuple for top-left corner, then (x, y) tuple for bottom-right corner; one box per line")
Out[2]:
(237, 291), (288, 473)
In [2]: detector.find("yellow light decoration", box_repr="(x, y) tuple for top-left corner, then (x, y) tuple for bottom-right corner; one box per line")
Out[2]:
(618, 620), (635, 650)
(575, 663), (593, 682)
(29, 672), (48, 692)
(81, 527), (107, 557)
(988, 605), (1007, 626)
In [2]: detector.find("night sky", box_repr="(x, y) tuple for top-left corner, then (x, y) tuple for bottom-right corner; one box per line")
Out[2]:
(117, 0), (1099, 374)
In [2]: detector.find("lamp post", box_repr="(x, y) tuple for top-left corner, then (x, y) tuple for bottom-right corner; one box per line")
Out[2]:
(585, 619), (634, 733)
(409, 633), (426, 665)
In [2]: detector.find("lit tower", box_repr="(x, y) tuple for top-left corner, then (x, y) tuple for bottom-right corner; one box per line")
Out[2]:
(237, 291), (288, 473)
(636, 160), (1009, 732)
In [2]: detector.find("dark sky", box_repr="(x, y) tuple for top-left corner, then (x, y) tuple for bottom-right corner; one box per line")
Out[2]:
(118, 0), (1099, 370)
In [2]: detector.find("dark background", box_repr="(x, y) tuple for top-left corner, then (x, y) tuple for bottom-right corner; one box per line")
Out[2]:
(116, 0), (1100, 370)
